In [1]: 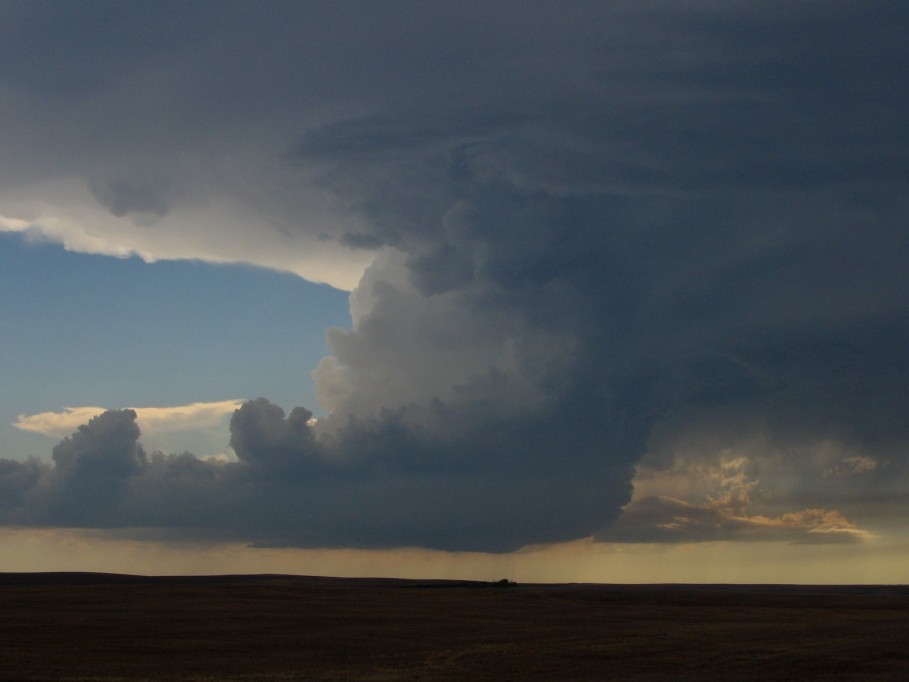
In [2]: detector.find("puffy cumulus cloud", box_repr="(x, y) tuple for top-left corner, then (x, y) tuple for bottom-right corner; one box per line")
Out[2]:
(51, 409), (146, 478)
(0, 403), (632, 552)
(2, 4), (909, 551)
(228, 399), (319, 469)
(15, 400), (245, 439)
(312, 250), (581, 418)
(38, 410), (149, 526)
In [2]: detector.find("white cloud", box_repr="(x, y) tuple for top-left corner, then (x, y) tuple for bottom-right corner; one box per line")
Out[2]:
(13, 407), (109, 438)
(0, 177), (374, 291)
(0, 213), (31, 231)
(14, 400), (245, 439)
(129, 400), (246, 434)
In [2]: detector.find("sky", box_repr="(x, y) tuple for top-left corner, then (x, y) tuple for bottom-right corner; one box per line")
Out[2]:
(2, 1), (909, 583)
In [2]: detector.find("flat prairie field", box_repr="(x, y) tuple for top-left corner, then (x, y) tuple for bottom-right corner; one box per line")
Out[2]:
(1, 573), (908, 681)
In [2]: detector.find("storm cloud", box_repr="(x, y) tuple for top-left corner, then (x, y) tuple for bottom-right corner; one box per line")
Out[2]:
(0, 404), (632, 551)
(2, 2), (908, 550)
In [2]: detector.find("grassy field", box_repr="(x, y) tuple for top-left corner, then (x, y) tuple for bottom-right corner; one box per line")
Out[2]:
(1, 573), (907, 680)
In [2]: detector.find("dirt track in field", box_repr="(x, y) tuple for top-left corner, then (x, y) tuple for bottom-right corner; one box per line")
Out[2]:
(2, 573), (908, 680)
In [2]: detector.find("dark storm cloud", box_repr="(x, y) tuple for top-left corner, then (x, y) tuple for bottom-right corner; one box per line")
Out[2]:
(0, 457), (45, 517)
(299, 1), (909, 545)
(88, 174), (176, 219)
(0, 405), (631, 552)
(2, 2), (909, 548)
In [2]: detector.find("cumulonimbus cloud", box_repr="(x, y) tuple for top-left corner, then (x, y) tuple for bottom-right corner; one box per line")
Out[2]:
(1, 3), (908, 551)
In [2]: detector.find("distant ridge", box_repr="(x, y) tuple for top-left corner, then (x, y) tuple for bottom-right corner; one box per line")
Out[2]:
(0, 572), (517, 588)
(0, 572), (906, 595)
(0, 572), (383, 586)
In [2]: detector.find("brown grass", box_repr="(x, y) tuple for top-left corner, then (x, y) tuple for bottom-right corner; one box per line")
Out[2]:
(1, 573), (908, 680)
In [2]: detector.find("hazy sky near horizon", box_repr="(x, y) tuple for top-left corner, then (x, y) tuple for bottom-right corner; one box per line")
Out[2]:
(2, 1), (909, 581)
